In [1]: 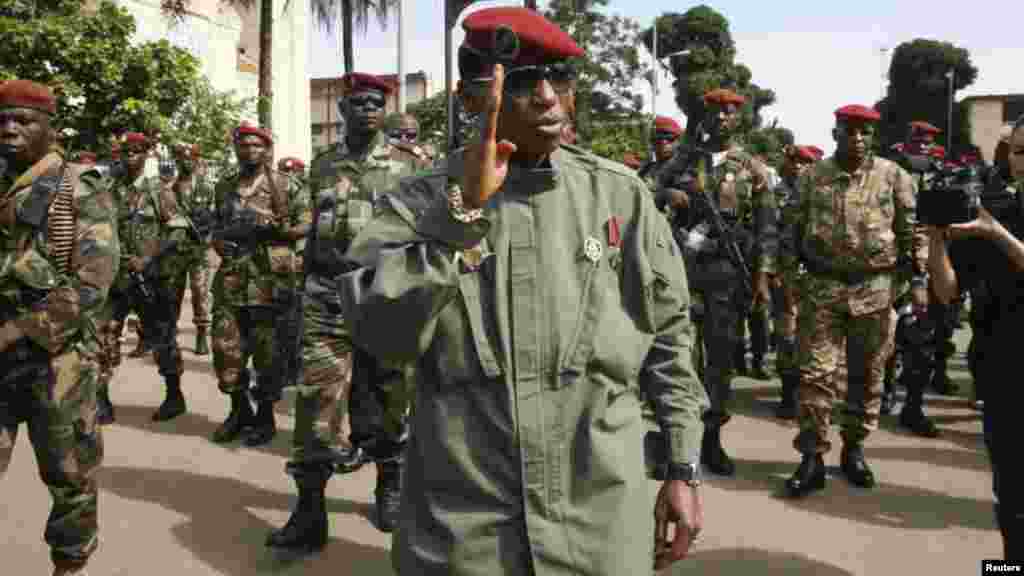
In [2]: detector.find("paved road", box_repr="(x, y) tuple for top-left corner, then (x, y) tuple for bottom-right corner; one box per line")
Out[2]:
(1, 298), (999, 575)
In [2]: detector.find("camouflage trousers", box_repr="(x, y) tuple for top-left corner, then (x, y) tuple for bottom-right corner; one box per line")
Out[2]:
(774, 283), (798, 378)
(291, 277), (352, 462)
(700, 282), (745, 426)
(794, 300), (895, 454)
(173, 246), (212, 329)
(0, 344), (102, 570)
(212, 304), (277, 398)
(349, 346), (412, 462)
(99, 286), (184, 393)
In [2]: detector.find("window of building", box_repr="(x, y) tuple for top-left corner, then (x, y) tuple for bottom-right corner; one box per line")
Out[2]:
(1003, 98), (1024, 124)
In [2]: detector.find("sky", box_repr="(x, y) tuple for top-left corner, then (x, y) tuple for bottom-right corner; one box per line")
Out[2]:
(306, 0), (1024, 153)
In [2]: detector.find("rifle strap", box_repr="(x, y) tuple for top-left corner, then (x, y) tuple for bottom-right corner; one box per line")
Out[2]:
(48, 165), (76, 277)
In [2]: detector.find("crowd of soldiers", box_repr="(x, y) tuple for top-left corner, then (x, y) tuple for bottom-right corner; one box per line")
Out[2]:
(0, 6), (1013, 576)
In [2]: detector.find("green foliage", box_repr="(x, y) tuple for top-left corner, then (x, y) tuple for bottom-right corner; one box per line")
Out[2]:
(746, 124), (795, 169)
(0, 0), (204, 156)
(408, 89), (469, 154)
(543, 0), (650, 156)
(640, 5), (775, 133)
(163, 78), (256, 176)
(588, 120), (649, 162)
(877, 38), (978, 154)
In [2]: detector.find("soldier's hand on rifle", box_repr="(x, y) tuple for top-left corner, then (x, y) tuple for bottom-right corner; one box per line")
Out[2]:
(461, 63), (517, 210)
(127, 256), (145, 273)
(666, 188), (690, 209)
(752, 271), (772, 308)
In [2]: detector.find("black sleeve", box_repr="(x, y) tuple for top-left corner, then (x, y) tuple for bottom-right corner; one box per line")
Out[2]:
(948, 236), (1005, 294)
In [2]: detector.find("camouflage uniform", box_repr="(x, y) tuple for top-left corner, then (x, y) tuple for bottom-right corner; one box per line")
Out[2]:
(297, 133), (428, 467)
(686, 144), (777, 473)
(101, 175), (191, 418)
(210, 166), (306, 441)
(781, 154), (925, 455)
(0, 149), (118, 572)
(172, 171), (215, 351)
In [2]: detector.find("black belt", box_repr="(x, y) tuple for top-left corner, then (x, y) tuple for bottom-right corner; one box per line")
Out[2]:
(801, 259), (893, 284)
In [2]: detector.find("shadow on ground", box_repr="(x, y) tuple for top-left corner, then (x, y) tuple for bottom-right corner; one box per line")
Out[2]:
(107, 404), (294, 460)
(664, 547), (856, 575)
(98, 466), (387, 576)
(707, 458), (996, 532)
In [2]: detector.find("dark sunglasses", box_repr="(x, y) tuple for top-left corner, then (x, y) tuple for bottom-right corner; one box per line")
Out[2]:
(348, 94), (386, 109)
(651, 132), (678, 144)
(391, 129), (418, 140)
(474, 63), (575, 99)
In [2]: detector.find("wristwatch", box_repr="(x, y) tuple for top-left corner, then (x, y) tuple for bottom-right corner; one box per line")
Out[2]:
(447, 182), (484, 224)
(665, 462), (702, 487)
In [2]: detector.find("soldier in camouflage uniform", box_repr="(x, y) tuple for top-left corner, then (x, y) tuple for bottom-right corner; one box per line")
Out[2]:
(267, 73), (429, 549)
(684, 88), (777, 477)
(210, 123), (308, 447)
(774, 145), (820, 419)
(781, 105), (928, 498)
(0, 80), (118, 576)
(102, 132), (193, 424)
(170, 143), (214, 356)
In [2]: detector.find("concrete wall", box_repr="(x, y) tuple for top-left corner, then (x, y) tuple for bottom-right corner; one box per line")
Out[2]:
(966, 99), (1006, 164)
(116, 0), (311, 163)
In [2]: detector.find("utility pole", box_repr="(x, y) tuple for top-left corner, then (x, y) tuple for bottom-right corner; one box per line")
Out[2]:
(652, 16), (657, 121)
(397, 0), (407, 113)
(946, 68), (955, 151)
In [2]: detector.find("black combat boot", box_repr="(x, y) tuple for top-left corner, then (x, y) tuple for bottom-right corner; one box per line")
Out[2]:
(374, 458), (404, 533)
(839, 443), (876, 488)
(784, 453), (826, 498)
(152, 375), (187, 422)
(899, 379), (939, 438)
(775, 374), (798, 420)
(266, 463), (331, 552)
(700, 423), (735, 477)
(194, 327), (210, 356)
(212, 390), (254, 443)
(245, 400), (277, 446)
(96, 384), (115, 425)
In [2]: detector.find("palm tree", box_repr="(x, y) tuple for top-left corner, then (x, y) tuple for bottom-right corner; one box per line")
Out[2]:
(311, 0), (396, 74)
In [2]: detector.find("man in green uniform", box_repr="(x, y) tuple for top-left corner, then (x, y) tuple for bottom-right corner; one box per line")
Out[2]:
(266, 73), (428, 550)
(773, 144), (820, 419)
(781, 104), (928, 497)
(210, 123), (307, 446)
(0, 79), (118, 576)
(683, 87), (777, 477)
(340, 8), (708, 574)
(99, 132), (193, 424)
(170, 142), (214, 355)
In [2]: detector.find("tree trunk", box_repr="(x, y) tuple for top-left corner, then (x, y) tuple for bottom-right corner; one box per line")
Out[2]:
(342, 0), (353, 74)
(258, 0), (273, 130)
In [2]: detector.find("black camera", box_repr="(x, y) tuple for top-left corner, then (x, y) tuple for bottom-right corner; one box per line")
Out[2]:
(915, 159), (985, 226)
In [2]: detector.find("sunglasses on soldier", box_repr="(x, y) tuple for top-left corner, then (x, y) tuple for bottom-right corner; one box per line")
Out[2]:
(469, 62), (577, 100)
(391, 129), (418, 141)
(348, 94), (386, 109)
(651, 132), (678, 144)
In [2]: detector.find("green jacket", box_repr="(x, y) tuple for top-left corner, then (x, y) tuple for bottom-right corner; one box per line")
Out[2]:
(342, 144), (707, 575)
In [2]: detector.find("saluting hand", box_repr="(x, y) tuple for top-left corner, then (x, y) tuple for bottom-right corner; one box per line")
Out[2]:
(461, 64), (518, 210)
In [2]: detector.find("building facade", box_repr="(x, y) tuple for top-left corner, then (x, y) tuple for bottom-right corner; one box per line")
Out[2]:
(115, 0), (311, 163)
(962, 94), (1024, 163)
(310, 71), (429, 156)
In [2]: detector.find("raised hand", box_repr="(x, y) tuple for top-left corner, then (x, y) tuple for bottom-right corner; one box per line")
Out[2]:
(460, 64), (518, 210)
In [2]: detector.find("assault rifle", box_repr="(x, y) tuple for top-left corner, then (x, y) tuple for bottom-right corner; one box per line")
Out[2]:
(213, 213), (278, 259)
(0, 288), (51, 392)
(665, 120), (753, 308)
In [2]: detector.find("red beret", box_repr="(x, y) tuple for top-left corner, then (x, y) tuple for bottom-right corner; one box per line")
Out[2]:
(909, 120), (941, 135)
(123, 132), (152, 147)
(653, 116), (683, 136)
(462, 7), (584, 67)
(890, 142), (905, 153)
(342, 73), (394, 96)
(703, 88), (746, 107)
(77, 151), (97, 165)
(834, 104), (880, 123)
(234, 122), (273, 145)
(790, 146), (817, 163)
(806, 145), (825, 159)
(277, 157), (305, 172)
(0, 80), (57, 114)
(929, 145), (946, 159)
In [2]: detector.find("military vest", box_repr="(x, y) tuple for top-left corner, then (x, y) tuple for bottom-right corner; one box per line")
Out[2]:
(307, 132), (420, 277)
